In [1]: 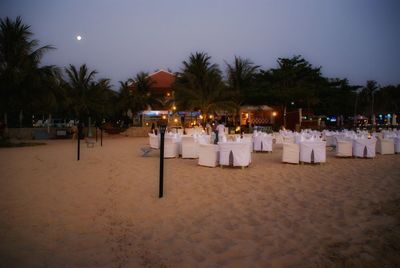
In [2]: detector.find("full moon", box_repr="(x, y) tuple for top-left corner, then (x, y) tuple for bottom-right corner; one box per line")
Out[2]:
(76, 35), (82, 41)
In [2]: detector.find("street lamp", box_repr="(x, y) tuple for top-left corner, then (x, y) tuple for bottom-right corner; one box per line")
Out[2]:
(158, 118), (168, 198)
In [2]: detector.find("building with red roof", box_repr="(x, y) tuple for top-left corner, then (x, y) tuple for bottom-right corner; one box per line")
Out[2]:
(129, 69), (176, 99)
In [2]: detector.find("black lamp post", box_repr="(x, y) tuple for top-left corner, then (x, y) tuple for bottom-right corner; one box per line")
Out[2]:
(158, 118), (167, 198)
(77, 121), (83, 161)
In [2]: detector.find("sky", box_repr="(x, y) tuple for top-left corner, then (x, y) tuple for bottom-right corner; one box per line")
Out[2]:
(1, 0), (400, 89)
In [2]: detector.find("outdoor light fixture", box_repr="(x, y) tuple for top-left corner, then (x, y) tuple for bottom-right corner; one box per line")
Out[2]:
(167, 92), (171, 97)
(209, 115), (213, 119)
(172, 105), (176, 110)
(174, 118), (178, 123)
(199, 115), (203, 119)
(272, 112), (277, 117)
(158, 118), (168, 198)
(162, 115), (167, 120)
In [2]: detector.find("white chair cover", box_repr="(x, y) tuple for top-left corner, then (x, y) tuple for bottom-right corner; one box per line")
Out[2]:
(241, 136), (254, 153)
(282, 143), (300, 164)
(198, 144), (219, 167)
(300, 141), (326, 163)
(177, 129), (184, 135)
(325, 135), (336, 147)
(163, 136), (179, 158)
(274, 133), (283, 144)
(218, 142), (251, 167)
(283, 135), (295, 144)
(376, 137), (395, 155)
(181, 136), (198, 158)
(336, 138), (352, 157)
(148, 133), (159, 149)
(394, 137), (400, 153)
(197, 135), (211, 145)
(253, 134), (273, 152)
(185, 128), (195, 136)
(352, 138), (376, 158)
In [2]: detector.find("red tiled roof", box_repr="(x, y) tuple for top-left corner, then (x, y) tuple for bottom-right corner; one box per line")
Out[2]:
(147, 70), (175, 89)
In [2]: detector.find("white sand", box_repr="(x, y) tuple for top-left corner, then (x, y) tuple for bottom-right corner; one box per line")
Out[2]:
(0, 136), (399, 267)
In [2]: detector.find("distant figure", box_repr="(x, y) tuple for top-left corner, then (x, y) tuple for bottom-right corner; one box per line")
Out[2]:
(206, 121), (212, 135)
(151, 122), (155, 134)
(216, 121), (225, 142)
(71, 125), (78, 140)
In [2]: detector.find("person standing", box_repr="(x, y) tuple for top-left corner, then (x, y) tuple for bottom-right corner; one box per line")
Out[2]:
(205, 121), (212, 135)
(216, 121), (225, 143)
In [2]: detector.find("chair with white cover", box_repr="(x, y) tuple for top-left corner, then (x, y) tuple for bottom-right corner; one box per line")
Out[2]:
(177, 128), (184, 135)
(241, 136), (253, 153)
(197, 135), (211, 145)
(394, 137), (400, 153)
(376, 137), (395, 155)
(325, 135), (336, 147)
(274, 133), (283, 144)
(185, 128), (195, 136)
(181, 136), (199, 158)
(163, 136), (179, 158)
(300, 141), (326, 163)
(148, 133), (159, 149)
(253, 135), (273, 152)
(283, 135), (295, 144)
(218, 142), (251, 168)
(352, 138), (376, 158)
(335, 138), (353, 157)
(198, 144), (219, 167)
(282, 143), (300, 164)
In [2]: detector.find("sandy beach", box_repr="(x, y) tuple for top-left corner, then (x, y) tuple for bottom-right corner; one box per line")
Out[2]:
(0, 136), (399, 268)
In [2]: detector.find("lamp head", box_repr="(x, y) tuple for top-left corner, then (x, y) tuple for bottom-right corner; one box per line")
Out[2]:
(158, 118), (168, 133)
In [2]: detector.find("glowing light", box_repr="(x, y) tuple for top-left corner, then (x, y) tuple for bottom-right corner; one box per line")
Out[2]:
(272, 112), (277, 117)
(199, 115), (203, 119)
(76, 35), (82, 41)
(145, 122), (149, 126)
(162, 115), (167, 120)
(166, 92), (171, 97)
(172, 105), (176, 110)
(174, 118), (178, 123)
(209, 115), (213, 119)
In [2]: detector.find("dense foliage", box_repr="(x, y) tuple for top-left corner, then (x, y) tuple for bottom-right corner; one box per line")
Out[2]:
(1, 17), (399, 128)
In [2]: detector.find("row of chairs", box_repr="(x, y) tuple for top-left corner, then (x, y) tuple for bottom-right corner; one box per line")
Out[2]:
(336, 137), (398, 158)
(282, 141), (326, 164)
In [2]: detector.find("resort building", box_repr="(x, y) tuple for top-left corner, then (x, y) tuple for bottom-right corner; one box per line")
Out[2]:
(129, 69), (285, 130)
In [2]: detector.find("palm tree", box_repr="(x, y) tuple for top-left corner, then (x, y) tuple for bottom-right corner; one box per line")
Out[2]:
(364, 80), (379, 122)
(117, 80), (134, 115)
(226, 56), (259, 126)
(0, 16), (54, 128)
(174, 52), (233, 123)
(64, 64), (97, 119)
(64, 64), (116, 133)
(32, 66), (65, 131)
(129, 72), (157, 125)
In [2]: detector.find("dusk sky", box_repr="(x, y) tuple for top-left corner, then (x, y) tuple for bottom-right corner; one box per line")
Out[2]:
(1, 0), (399, 89)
